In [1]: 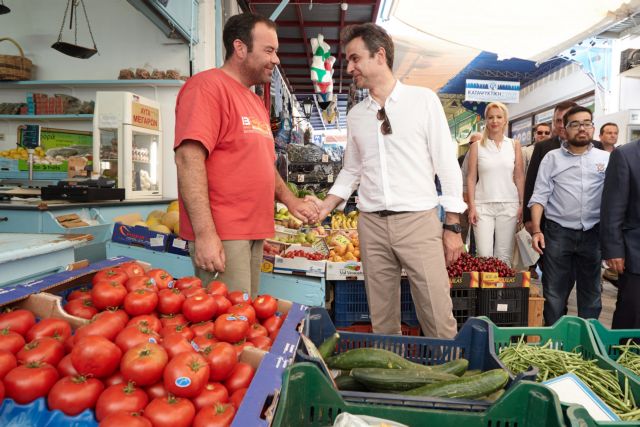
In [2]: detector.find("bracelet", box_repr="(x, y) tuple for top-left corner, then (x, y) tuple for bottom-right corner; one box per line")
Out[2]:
(532, 231), (542, 236)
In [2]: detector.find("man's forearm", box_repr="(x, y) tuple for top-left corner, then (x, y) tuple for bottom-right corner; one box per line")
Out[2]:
(322, 194), (344, 212)
(175, 143), (217, 238)
(530, 203), (544, 232)
(274, 169), (296, 205)
(445, 212), (460, 224)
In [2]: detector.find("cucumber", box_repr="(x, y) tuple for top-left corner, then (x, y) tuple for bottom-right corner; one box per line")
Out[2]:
(326, 348), (432, 370)
(401, 369), (509, 399)
(462, 369), (482, 377)
(334, 374), (368, 392)
(480, 388), (505, 402)
(429, 359), (469, 376)
(351, 368), (458, 392)
(317, 332), (340, 360)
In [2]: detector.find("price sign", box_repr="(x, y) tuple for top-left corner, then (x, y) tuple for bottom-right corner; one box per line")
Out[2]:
(327, 174), (334, 183)
(297, 174), (305, 183)
(312, 238), (330, 256)
(321, 154), (329, 163)
(19, 125), (41, 149)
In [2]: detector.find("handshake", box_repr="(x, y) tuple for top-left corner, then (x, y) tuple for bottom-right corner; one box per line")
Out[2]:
(286, 195), (333, 225)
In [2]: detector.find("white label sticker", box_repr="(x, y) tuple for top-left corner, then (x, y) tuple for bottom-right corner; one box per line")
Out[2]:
(297, 174), (305, 183)
(149, 236), (164, 247)
(173, 238), (187, 250)
(321, 154), (329, 163)
(497, 303), (509, 312)
(327, 174), (334, 183)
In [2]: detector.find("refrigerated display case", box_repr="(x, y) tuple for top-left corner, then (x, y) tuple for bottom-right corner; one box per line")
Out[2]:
(594, 109), (640, 146)
(92, 92), (162, 199)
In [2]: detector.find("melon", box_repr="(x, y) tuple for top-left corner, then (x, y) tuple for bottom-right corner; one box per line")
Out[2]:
(161, 211), (179, 231)
(146, 210), (165, 222)
(149, 224), (172, 234)
(167, 201), (179, 212)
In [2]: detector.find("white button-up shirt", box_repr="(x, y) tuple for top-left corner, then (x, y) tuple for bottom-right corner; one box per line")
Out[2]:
(329, 80), (467, 214)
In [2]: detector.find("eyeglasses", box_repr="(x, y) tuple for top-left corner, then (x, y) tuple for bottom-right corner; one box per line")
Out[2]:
(566, 120), (594, 130)
(536, 130), (551, 136)
(377, 107), (392, 135)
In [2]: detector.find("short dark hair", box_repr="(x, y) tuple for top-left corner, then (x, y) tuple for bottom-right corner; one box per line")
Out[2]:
(341, 23), (394, 70)
(534, 122), (551, 132)
(223, 13), (276, 61)
(555, 101), (578, 112)
(563, 106), (593, 126)
(599, 122), (618, 135)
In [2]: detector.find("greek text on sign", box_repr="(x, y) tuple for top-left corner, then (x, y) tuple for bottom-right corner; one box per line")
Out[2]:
(465, 79), (520, 103)
(132, 102), (160, 131)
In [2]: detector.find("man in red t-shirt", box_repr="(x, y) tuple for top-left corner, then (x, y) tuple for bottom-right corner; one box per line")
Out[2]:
(174, 13), (318, 296)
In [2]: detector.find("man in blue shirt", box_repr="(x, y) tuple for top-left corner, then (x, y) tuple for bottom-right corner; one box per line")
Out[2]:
(529, 106), (610, 325)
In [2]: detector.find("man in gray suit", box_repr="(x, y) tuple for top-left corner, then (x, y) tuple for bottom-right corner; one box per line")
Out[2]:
(601, 139), (640, 329)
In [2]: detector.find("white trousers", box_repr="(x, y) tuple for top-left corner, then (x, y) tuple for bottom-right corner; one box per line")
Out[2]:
(473, 202), (519, 267)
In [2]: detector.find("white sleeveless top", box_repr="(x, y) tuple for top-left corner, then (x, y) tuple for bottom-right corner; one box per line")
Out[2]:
(474, 137), (519, 203)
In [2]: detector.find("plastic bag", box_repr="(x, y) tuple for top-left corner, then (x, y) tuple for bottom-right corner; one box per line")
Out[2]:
(333, 413), (409, 427)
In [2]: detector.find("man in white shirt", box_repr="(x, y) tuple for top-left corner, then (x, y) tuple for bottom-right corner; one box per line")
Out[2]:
(308, 23), (465, 338)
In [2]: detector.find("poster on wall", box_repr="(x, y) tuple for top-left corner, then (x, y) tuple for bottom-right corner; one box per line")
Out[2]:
(510, 117), (533, 146)
(465, 79), (520, 103)
(535, 108), (554, 125)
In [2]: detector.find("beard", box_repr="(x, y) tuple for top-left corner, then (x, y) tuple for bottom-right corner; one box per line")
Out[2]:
(567, 135), (591, 147)
(242, 61), (272, 86)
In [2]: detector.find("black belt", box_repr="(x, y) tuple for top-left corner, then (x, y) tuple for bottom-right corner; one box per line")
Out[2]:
(370, 210), (409, 217)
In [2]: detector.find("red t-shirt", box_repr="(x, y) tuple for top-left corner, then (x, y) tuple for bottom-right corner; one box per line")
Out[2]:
(174, 69), (275, 241)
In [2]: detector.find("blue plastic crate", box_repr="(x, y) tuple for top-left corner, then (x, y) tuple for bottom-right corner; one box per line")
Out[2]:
(0, 398), (97, 427)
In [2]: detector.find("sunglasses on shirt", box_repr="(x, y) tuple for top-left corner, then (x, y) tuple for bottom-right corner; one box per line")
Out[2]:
(377, 107), (393, 135)
(536, 130), (551, 136)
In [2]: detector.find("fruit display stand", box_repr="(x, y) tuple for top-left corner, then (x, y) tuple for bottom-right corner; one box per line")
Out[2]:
(258, 272), (325, 307)
(273, 363), (584, 427)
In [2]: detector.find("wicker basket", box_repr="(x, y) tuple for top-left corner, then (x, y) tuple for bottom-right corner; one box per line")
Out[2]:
(0, 37), (32, 81)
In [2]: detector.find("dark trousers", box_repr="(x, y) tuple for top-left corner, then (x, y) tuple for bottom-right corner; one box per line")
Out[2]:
(542, 220), (602, 325)
(612, 272), (640, 329)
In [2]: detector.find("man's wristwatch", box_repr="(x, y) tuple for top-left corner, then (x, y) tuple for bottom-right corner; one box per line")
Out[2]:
(443, 223), (462, 233)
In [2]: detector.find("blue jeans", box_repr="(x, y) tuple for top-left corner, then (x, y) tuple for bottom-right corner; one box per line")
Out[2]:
(542, 220), (602, 325)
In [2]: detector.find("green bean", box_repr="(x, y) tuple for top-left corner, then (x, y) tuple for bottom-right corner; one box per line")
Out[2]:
(614, 340), (640, 376)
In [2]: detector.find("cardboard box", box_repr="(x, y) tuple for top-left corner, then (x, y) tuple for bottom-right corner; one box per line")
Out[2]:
(273, 246), (326, 278)
(480, 271), (531, 288)
(449, 271), (480, 288)
(325, 261), (364, 280)
(111, 222), (169, 252)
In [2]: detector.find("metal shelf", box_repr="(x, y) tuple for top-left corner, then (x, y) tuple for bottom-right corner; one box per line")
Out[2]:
(0, 114), (93, 121)
(0, 80), (185, 88)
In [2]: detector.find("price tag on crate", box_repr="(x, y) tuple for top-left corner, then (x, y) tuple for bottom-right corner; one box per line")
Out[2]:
(327, 174), (334, 183)
(312, 238), (330, 256)
(297, 174), (305, 183)
(321, 154), (329, 163)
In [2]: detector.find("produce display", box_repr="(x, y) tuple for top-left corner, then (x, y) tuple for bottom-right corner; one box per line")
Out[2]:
(330, 211), (359, 230)
(0, 261), (288, 427)
(499, 338), (640, 421)
(446, 252), (516, 278)
(614, 340), (640, 376)
(113, 201), (180, 235)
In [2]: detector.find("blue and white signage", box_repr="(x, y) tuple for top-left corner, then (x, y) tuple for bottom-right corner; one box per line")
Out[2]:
(465, 79), (520, 103)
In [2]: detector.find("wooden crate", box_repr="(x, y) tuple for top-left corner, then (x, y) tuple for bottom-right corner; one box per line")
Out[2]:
(528, 297), (545, 327)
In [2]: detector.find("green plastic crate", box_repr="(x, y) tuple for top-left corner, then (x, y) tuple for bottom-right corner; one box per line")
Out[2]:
(273, 363), (572, 427)
(485, 316), (640, 425)
(589, 319), (640, 383)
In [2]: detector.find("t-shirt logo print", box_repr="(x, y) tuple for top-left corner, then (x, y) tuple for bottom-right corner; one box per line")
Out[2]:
(241, 115), (271, 138)
(596, 163), (606, 173)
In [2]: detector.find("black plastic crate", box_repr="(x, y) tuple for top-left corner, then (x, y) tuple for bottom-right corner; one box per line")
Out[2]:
(451, 287), (479, 330)
(478, 287), (529, 327)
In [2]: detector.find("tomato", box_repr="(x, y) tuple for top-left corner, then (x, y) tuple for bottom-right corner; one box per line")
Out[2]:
(47, 375), (104, 415)
(91, 280), (128, 310)
(250, 335), (272, 351)
(233, 340), (254, 356)
(119, 261), (147, 278)
(214, 315), (249, 343)
(246, 323), (268, 341)
(125, 276), (158, 293)
(223, 362), (254, 394)
(147, 269), (174, 290)
(75, 315), (125, 342)
(115, 325), (162, 353)
(67, 288), (91, 302)
(0, 328), (25, 354)
(71, 336), (122, 378)
(193, 403), (236, 427)
(206, 281), (228, 297)
(192, 382), (229, 411)
(0, 350), (17, 379)
(104, 371), (125, 387)
(262, 312), (285, 337)
(227, 291), (251, 305)
(127, 314), (162, 332)
(157, 288), (186, 315)
(63, 298), (97, 319)
(162, 333), (196, 359)
(0, 309), (36, 336)
(229, 387), (247, 409)
(17, 336), (65, 366)
(145, 381), (167, 400)
(183, 286), (208, 299)
(92, 267), (128, 286)
(56, 354), (78, 377)
(95, 308), (131, 326)
(203, 342), (237, 382)
(63, 335), (76, 353)
(183, 294), (218, 323)
(160, 313), (188, 328)
(26, 318), (72, 342)
(95, 381), (149, 421)
(100, 411), (152, 427)
(212, 295), (232, 314)
(193, 334), (218, 352)
(227, 303), (256, 325)
(253, 295), (278, 320)
(123, 289), (159, 316)
(191, 321), (215, 338)
(164, 352), (210, 398)
(144, 395), (195, 427)
(160, 323), (193, 341)
(120, 343), (168, 386)
(175, 276), (202, 290)
(4, 362), (59, 404)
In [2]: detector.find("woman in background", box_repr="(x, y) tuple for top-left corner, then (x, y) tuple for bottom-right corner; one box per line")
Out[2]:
(466, 102), (524, 266)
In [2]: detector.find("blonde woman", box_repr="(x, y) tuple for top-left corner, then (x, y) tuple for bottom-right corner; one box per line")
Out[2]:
(467, 102), (524, 266)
